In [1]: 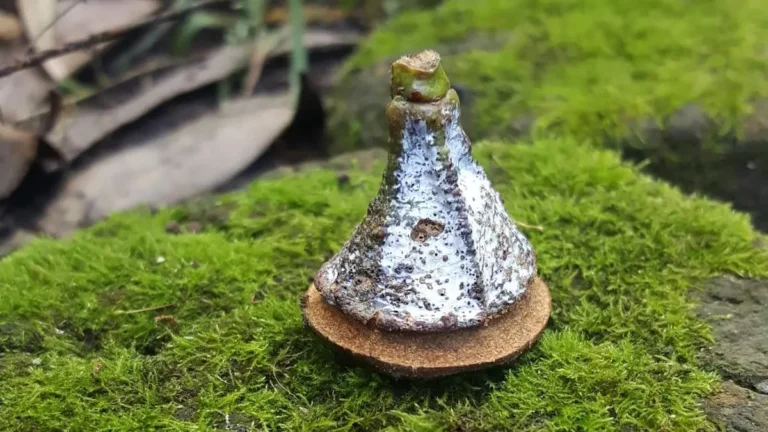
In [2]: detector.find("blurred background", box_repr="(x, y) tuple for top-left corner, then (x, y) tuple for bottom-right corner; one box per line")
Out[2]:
(0, 0), (422, 256)
(1, 0), (766, 258)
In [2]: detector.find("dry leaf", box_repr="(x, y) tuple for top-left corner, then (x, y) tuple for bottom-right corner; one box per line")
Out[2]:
(37, 91), (295, 236)
(0, 10), (22, 41)
(43, 28), (360, 162)
(265, 5), (350, 26)
(46, 45), (252, 162)
(0, 123), (38, 199)
(0, 42), (54, 124)
(17, 0), (161, 81)
(17, 0), (56, 52)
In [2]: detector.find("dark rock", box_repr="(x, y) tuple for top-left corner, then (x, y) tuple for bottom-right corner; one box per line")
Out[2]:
(697, 276), (768, 387)
(337, 173), (351, 187)
(165, 221), (181, 234)
(703, 381), (768, 432)
(0, 125), (38, 200)
(663, 103), (713, 146)
(697, 276), (768, 430)
(185, 221), (202, 233)
(743, 99), (768, 143)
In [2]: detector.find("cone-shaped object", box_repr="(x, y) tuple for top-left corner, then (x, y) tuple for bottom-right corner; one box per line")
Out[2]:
(302, 50), (550, 378)
(317, 50), (537, 331)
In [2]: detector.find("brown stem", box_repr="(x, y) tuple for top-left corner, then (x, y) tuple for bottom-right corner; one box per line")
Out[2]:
(0, 0), (233, 79)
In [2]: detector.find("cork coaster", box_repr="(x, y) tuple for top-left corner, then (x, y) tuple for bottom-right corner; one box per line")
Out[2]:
(301, 277), (551, 379)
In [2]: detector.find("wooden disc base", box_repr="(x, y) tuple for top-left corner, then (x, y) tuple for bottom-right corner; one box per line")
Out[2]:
(301, 277), (551, 379)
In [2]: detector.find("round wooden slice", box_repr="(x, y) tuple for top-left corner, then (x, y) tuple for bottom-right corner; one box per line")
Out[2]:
(301, 277), (551, 379)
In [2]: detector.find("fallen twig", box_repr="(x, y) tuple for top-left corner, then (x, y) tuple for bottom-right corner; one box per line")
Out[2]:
(155, 314), (179, 326)
(115, 303), (176, 314)
(516, 221), (545, 231)
(0, 0), (232, 79)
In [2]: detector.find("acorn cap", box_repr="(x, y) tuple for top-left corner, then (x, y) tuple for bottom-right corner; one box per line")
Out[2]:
(301, 277), (550, 379)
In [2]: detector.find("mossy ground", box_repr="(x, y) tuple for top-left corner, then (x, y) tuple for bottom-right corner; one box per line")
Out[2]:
(2, 138), (768, 430)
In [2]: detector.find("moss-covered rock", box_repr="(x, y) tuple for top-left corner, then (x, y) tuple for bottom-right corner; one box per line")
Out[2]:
(2, 139), (767, 430)
(334, 0), (768, 144)
(328, 0), (768, 228)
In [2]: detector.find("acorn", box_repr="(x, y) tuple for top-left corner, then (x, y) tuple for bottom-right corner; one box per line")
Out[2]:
(301, 50), (551, 379)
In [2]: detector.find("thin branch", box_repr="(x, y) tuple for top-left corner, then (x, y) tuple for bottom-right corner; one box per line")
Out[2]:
(0, 0), (232, 79)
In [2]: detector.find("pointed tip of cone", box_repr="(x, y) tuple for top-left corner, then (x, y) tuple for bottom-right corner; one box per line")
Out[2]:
(395, 50), (442, 73)
(391, 50), (450, 102)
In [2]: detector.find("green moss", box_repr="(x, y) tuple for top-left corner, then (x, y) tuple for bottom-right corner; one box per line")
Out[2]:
(1, 139), (766, 430)
(338, 0), (768, 143)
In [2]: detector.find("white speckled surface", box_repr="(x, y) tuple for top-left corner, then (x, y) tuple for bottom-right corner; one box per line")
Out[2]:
(444, 108), (536, 312)
(375, 115), (483, 326)
(315, 92), (536, 332)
